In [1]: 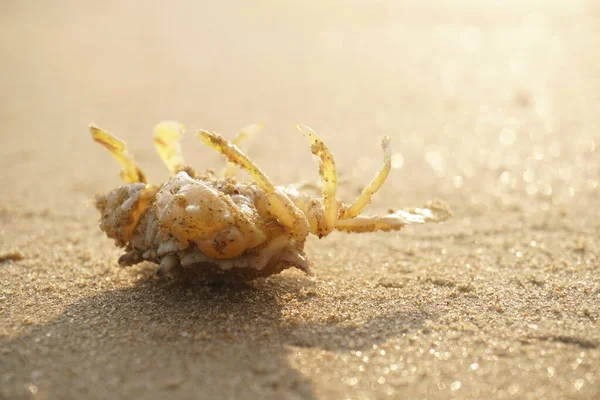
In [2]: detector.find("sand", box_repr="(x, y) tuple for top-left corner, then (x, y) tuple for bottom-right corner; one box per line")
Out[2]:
(1, 1), (599, 399)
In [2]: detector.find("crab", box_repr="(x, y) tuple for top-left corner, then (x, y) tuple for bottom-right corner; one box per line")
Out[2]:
(90, 122), (451, 281)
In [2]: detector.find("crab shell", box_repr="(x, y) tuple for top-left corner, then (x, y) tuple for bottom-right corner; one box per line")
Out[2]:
(95, 171), (314, 281)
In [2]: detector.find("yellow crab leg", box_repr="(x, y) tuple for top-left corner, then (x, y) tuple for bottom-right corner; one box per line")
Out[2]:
(221, 123), (263, 178)
(339, 136), (391, 220)
(198, 130), (309, 238)
(296, 125), (339, 236)
(153, 121), (186, 174)
(336, 200), (452, 233)
(89, 124), (147, 184)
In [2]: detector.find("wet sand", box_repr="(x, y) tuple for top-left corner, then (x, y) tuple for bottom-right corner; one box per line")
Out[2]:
(1, 1), (599, 399)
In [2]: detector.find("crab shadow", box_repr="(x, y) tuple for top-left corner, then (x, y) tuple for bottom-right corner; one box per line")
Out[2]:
(2, 274), (430, 399)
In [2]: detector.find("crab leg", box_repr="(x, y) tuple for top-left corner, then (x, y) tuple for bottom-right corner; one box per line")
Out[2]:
(89, 124), (147, 184)
(335, 200), (451, 233)
(155, 254), (179, 277)
(221, 124), (263, 178)
(198, 130), (309, 239)
(296, 125), (339, 237)
(339, 136), (391, 220)
(153, 121), (186, 174)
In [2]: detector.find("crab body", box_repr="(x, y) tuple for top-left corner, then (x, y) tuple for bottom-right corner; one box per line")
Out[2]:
(97, 172), (314, 280)
(90, 122), (450, 281)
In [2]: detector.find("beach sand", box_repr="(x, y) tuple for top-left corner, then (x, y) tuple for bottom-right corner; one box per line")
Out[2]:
(1, 1), (599, 398)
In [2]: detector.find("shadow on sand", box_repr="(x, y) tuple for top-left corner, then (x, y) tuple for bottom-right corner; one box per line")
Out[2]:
(2, 273), (430, 399)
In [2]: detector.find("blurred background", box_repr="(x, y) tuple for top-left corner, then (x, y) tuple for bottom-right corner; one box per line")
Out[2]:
(1, 0), (598, 216)
(2, 2), (600, 399)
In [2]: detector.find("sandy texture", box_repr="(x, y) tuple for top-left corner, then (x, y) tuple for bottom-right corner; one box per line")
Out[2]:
(1, 1), (599, 399)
